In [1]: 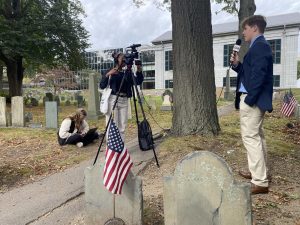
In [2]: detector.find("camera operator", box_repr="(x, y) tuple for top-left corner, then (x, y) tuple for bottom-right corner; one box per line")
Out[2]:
(100, 52), (144, 141)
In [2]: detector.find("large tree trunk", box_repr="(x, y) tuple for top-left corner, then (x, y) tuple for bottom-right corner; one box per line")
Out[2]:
(238, 0), (256, 60)
(6, 57), (23, 97)
(171, 0), (220, 135)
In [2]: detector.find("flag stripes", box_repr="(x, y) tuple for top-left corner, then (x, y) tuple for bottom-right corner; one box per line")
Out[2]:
(103, 120), (132, 195)
(280, 93), (297, 117)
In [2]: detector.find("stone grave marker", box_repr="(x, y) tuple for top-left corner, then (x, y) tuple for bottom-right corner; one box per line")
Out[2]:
(160, 90), (173, 111)
(45, 101), (58, 129)
(85, 161), (143, 225)
(0, 97), (6, 126)
(30, 97), (39, 107)
(12, 96), (24, 127)
(24, 112), (33, 123)
(77, 95), (84, 108)
(164, 151), (252, 225)
(160, 95), (172, 111)
(87, 73), (100, 119)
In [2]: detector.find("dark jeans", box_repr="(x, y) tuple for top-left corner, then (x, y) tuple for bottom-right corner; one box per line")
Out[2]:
(59, 132), (99, 147)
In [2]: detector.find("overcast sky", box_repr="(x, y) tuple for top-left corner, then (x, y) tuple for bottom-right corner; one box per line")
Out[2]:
(79, 0), (300, 54)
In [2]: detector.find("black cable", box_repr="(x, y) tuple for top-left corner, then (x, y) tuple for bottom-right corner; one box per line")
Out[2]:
(138, 85), (226, 134)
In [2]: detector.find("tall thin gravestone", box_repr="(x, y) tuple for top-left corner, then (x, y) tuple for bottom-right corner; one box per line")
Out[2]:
(164, 151), (252, 225)
(45, 101), (58, 129)
(87, 73), (101, 120)
(0, 97), (6, 126)
(12, 96), (24, 127)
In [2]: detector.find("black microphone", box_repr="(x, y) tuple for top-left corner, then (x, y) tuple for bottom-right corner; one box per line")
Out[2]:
(230, 39), (242, 68)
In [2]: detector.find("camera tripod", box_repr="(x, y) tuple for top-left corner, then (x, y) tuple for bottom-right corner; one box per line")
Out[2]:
(93, 64), (159, 167)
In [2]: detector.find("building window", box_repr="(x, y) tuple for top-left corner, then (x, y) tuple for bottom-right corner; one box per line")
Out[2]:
(140, 50), (155, 65)
(268, 39), (281, 64)
(165, 51), (173, 71)
(142, 81), (155, 89)
(273, 75), (280, 87)
(223, 44), (234, 67)
(165, 79), (173, 88)
(222, 77), (237, 87)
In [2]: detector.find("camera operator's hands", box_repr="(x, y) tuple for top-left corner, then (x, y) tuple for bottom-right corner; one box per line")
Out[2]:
(106, 67), (119, 77)
(106, 53), (125, 77)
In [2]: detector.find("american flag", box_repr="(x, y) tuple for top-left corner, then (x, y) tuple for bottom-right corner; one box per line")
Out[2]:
(103, 120), (133, 194)
(280, 92), (297, 117)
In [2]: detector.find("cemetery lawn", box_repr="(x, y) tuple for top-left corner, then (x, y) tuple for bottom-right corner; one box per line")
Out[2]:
(141, 100), (300, 225)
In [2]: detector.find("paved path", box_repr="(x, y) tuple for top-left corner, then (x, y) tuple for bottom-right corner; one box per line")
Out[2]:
(0, 104), (234, 225)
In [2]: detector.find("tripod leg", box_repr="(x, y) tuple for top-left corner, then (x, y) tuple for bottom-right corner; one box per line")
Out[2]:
(152, 146), (160, 167)
(131, 72), (160, 168)
(131, 85), (139, 125)
(93, 71), (127, 165)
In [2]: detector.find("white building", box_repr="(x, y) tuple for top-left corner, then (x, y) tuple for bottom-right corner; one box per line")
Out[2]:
(152, 13), (300, 89)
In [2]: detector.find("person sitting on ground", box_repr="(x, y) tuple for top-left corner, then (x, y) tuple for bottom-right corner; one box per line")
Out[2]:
(58, 108), (100, 147)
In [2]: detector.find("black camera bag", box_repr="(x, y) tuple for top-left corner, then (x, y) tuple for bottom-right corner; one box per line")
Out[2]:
(138, 119), (154, 151)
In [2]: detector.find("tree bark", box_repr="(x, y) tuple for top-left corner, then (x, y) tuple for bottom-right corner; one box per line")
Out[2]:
(171, 0), (220, 135)
(238, 0), (256, 60)
(6, 57), (23, 97)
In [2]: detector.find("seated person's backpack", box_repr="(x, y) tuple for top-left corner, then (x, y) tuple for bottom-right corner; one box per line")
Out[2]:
(138, 119), (154, 151)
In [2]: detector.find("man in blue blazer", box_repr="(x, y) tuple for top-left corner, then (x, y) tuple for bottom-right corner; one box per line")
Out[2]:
(231, 15), (273, 194)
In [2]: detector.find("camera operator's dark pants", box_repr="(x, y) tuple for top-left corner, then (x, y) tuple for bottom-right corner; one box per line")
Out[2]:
(60, 132), (99, 147)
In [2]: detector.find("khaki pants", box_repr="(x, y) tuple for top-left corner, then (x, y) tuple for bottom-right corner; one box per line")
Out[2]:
(240, 94), (269, 187)
(106, 95), (128, 142)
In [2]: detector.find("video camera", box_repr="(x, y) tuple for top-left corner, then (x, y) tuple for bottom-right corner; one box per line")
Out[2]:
(124, 44), (142, 66)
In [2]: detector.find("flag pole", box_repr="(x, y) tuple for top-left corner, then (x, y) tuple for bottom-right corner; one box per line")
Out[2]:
(93, 71), (127, 166)
(113, 194), (115, 218)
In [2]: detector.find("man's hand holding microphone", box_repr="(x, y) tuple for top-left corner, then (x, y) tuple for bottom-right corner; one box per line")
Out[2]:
(230, 39), (242, 68)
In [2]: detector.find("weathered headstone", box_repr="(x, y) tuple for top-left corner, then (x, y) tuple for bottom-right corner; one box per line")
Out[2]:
(77, 95), (84, 108)
(160, 95), (172, 111)
(164, 151), (252, 225)
(24, 112), (33, 123)
(30, 97), (39, 107)
(12, 96), (24, 127)
(85, 162), (143, 225)
(45, 101), (58, 129)
(0, 97), (6, 126)
(273, 91), (281, 100)
(87, 73), (100, 120)
(294, 104), (300, 119)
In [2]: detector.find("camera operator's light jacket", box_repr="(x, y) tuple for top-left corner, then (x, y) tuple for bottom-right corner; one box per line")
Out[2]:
(100, 70), (144, 98)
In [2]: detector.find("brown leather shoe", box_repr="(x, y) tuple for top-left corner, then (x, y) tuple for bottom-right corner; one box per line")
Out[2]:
(251, 184), (269, 195)
(238, 169), (252, 179)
